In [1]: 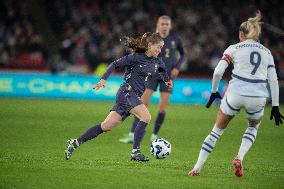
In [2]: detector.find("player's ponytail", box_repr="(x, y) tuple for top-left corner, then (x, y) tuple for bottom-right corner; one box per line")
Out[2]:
(239, 11), (262, 41)
(124, 32), (163, 53)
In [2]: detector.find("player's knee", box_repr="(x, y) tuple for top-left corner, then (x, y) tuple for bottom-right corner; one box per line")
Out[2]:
(144, 101), (149, 106)
(101, 124), (113, 132)
(142, 97), (150, 106)
(158, 109), (166, 113)
(101, 120), (120, 131)
(140, 113), (151, 123)
(101, 122), (111, 131)
(158, 104), (167, 113)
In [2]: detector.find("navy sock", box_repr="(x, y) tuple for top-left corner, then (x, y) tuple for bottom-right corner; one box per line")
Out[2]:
(78, 124), (103, 145)
(133, 121), (147, 149)
(153, 112), (165, 135)
(130, 117), (140, 133)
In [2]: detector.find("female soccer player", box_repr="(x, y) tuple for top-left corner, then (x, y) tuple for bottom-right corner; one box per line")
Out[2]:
(65, 32), (173, 161)
(119, 15), (185, 143)
(188, 11), (283, 177)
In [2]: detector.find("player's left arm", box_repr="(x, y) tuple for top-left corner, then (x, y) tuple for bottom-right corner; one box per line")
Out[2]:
(158, 60), (173, 89)
(267, 55), (284, 125)
(171, 36), (186, 78)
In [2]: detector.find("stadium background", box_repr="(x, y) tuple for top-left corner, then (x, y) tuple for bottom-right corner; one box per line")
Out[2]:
(0, 1), (284, 189)
(0, 0), (283, 103)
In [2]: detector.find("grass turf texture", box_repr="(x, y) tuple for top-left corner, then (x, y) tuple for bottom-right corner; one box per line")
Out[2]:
(0, 98), (284, 189)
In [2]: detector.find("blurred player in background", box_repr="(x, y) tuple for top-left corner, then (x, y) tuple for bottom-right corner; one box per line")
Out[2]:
(188, 11), (283, 177)
(65, 32), (172, 162)
(119, 15), (186, 143)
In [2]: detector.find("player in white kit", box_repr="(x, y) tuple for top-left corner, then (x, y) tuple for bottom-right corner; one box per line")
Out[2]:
(188, 11), (283, 177)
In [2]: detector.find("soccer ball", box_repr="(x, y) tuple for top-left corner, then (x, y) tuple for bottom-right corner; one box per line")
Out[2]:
(150, 138), (171, 159)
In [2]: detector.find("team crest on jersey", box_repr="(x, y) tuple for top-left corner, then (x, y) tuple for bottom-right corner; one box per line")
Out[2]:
(155, 63), (158, 71)
(165, 49), (170, 58)
(171, 41), (176, 48)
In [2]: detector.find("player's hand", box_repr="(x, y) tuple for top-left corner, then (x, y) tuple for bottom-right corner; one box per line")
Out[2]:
(165, 80), (173, 89)
(171, 68), (179, 78)
(206, 92), (222, 108)
(93, 79), (106, 91)
(270, 106), (284, 126)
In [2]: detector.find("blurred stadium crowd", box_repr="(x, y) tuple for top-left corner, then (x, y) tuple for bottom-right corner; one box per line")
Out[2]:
(0, 0), (283, 79)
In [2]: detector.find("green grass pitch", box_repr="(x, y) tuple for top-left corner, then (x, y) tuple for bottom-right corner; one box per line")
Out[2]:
(0, 98), (284, 189)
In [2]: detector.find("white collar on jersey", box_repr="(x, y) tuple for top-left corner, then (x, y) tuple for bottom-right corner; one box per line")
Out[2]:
(245, 39), (258, 43)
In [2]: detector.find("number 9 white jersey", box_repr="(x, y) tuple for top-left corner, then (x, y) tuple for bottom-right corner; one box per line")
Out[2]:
(223, 39), (275, 97)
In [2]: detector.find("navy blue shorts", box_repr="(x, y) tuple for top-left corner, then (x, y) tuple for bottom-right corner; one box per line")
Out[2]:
(146, 77), (172, 93)
(111, 83), (143, 121)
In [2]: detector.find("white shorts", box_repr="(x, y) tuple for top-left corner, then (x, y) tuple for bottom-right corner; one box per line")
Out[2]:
(220, 92), (266, 120)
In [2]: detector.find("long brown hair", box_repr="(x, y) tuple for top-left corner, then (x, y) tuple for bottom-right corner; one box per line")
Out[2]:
(124, 32), (163, 53)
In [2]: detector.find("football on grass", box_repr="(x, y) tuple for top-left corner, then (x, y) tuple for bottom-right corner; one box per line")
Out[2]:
(150, 138), (171, 159)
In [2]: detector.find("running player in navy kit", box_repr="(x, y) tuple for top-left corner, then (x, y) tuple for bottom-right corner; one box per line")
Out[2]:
(119, 15), (186, 143)
(65, 32), (173, 161)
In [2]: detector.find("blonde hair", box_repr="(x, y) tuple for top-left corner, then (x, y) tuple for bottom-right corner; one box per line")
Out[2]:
(239, 11), (262, 41)
(158, 15), (172, 23)
(156, 15), (172, 32)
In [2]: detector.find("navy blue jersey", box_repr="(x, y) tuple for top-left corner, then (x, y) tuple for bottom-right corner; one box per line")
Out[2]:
(101, 53), (170, 97)
(160, 32), (185, 74)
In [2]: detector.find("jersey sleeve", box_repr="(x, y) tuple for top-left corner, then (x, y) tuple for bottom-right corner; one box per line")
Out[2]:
(211, 46), (233, 92)
(174, 35), (186, 69)
(268, 52), (276, 68)
(158, 59), (170, 82)
(221, 45), (234, 64)
(101, 54), (135, 80)
(211, 60), (229, 92)
(267, 54), (279, 106)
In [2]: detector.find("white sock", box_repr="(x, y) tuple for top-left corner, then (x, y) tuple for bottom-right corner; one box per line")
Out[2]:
(193, 125), (224, 172)
(151, 134), (157, 137)
(237, 123), (259, 161)
(150, 134), (157, 139)
(129, 132), (134, 138)
(132, 148), (140, 153)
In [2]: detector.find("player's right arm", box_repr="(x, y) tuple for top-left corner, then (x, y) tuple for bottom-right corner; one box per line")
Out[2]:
(101, 54), (135, 80)
(171, 35), (186, 78)
(93, 79), (106, 90)
(93, 54), (135, 90)
(174, 35), (186, 70)
(206, 46), (233, 108)
(212, 46), (233, 93)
